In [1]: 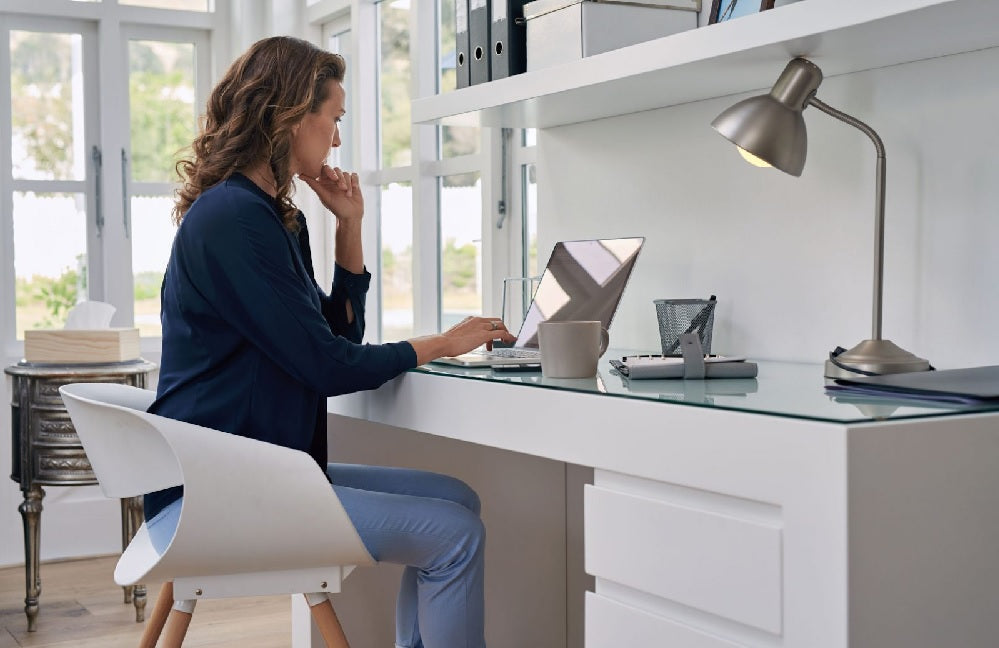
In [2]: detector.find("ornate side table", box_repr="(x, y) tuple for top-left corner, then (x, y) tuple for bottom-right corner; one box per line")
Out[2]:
(5, 359), (158, 632)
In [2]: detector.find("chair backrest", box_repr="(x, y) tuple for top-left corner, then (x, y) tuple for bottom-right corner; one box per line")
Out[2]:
(60, 382), (179, 498)
(60, 382), (374, 587)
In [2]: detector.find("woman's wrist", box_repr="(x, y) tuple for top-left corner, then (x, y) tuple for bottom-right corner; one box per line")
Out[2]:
(407, 335), (450, 366)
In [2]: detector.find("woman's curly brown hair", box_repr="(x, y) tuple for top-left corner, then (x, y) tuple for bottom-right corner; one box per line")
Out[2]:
(173, 36), (345, 231)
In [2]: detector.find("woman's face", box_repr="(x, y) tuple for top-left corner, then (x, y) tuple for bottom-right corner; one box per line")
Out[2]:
(291, 80), (345, 179)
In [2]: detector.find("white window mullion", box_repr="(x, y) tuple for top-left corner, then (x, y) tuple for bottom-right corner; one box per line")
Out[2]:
(507, 135), (536, 323)
(0, 19), (16, 358)
(412, 0), (442, 334)
(421, 153), (483, 177)
(479, 126), (507, 318)
(365, 166), (414, 186)
(355, 0), (381, 341)
(96, 15), (132, 326)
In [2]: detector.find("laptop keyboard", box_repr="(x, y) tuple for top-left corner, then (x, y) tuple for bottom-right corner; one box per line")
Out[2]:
(474, 347), (539, 358)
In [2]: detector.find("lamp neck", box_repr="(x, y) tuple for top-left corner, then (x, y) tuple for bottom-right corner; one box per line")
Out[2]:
(770, 58), (823, 110)
(808, 96), (887, 341)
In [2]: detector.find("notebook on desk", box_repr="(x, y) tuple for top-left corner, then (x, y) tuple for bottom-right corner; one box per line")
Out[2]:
(433, 237), (645, 367)
(830, 365), (999, 404)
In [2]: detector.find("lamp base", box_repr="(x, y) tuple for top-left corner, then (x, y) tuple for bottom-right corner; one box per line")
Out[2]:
(824, 339), (931, 380)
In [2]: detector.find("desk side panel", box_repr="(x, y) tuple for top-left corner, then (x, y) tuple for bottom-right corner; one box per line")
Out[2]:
(848, 413), (999, 648)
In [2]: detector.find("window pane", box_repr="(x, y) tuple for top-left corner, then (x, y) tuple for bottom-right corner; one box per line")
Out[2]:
(442, 125), (479, 158)
(524, 128), (537, 146)
(518, 163), (539, 321)
(381, 182), (414, 342)
(10, 31), (86, 181)
(131, 195), (175, 338)
(327, 29), (354, 172)
(523, 163), (538, 277)
(129, 40), (197, 183)
(13, 192), (88, 338)
(378, 0), (411, 168)
(440, 173), (481, 329)
(439, 0), (456, 93)
(119, 0), (211, 10)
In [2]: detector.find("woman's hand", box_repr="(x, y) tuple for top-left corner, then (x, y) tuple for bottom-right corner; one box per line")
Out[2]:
(408, 316), (516, 366)
(299, 165), (364, 223)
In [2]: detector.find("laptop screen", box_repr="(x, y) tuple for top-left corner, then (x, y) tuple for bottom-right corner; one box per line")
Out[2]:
(515, 237), (644, 348)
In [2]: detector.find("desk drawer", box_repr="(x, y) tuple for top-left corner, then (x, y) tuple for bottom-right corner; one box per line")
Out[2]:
(586, 592), (746, 648)
(584, 484), (783, 634)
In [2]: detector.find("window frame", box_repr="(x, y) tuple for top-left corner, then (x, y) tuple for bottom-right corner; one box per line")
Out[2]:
(0, 1), (226, 361)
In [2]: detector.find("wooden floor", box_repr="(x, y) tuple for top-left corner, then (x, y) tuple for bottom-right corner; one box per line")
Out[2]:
(0, 556), (291, 647)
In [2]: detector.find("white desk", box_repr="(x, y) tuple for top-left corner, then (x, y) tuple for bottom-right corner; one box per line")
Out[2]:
(324, 358), (999, 648)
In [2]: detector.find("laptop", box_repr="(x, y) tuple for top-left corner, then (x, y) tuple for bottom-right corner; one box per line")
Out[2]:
(433, 237), (645, 367)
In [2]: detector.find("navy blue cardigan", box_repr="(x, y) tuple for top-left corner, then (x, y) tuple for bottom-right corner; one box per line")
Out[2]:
(145, 174), (417, 519)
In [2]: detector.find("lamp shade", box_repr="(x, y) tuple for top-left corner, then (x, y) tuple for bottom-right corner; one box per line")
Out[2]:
(710, 58), (824, 176)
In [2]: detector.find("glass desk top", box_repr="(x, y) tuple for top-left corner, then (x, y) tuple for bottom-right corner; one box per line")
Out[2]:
(413, 351), (999, 424)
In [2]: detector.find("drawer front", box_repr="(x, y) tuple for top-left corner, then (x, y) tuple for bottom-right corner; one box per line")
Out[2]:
(33, 447), (96, 485)
(585, 485), (783, 634)
(30, 410), (82, 447)
(31, 374), (143, 407)
(32, 377), (75, 407)
(586, 593), (746, 648)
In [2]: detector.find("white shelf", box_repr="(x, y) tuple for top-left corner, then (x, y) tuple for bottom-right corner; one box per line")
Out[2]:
(412, 0), (999, 128)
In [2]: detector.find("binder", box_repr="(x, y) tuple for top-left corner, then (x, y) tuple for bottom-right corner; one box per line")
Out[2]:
(490, 0), (527, 80)
(469, 0), (491, 85)
(456, 0), (471, 89)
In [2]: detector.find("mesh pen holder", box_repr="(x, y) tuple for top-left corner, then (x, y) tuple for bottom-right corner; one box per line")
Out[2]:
(654, 296), (717, 356)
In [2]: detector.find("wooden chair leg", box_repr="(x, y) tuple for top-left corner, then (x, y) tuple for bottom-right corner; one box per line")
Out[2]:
(160, 599), (196, 648)
(307, 595), (350, 648)
(139, 582), (173, 648)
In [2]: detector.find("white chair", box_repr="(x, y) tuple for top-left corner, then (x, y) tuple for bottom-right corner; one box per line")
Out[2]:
(59, 382), (374, 648)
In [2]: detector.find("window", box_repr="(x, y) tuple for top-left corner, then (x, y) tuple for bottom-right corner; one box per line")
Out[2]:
(1, 4), (218, 357)
(380, 182), (414, 341)
(125, 32), (207, 338)
(440, 172), (482, 328)
(119, 0), (212, 10)
(308, 0), (536, 343)
(6, 26), (96, 339)
(523, 163), (538, 278)
(378, 0), (411, 168)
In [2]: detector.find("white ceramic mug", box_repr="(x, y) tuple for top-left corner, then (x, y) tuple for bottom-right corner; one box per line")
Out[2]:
(537, 320), (610, 378)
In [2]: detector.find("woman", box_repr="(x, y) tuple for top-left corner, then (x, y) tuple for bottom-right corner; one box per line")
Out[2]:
(144, 36), (513, 648)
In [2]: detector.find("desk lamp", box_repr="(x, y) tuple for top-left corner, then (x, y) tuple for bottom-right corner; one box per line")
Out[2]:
(711, 57), (930, 379)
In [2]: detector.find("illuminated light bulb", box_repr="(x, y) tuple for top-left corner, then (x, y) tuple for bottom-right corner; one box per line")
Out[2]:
(738, 147), (772, 168)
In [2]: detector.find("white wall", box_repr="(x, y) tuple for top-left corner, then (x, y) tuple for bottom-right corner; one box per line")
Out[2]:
(537, 47), (999, 369)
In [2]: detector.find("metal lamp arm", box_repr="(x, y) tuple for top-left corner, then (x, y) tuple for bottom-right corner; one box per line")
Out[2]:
(808, 96), (886, 341)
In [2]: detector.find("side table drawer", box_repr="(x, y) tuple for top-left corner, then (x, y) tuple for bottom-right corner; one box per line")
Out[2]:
(32, 375), (134, 407)
(33, 447), (95, 484)
(31, 411), (83, 447)
(584, 484), (783, 634)
(586, 593), (746, 648)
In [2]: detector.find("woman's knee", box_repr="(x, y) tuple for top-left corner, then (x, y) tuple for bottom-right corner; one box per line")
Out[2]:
(446, 477), (481, 515)
(461, 482), (482, 516)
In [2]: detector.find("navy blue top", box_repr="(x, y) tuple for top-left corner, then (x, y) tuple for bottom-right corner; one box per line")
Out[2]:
(145, 173), (417, 519)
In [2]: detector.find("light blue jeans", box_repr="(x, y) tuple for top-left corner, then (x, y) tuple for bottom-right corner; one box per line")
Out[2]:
(146, 463), (486, 648)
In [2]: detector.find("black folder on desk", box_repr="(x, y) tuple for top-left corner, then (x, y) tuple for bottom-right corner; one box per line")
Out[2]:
(490, 0), (527, 80)
(832, 366), (999, 404)
(456, 0), (471, 88)
(469, 0), (491, 85)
